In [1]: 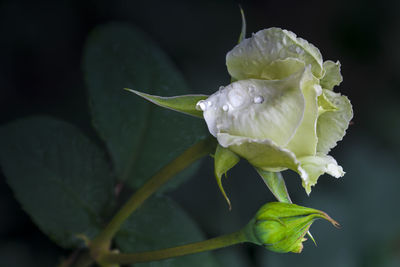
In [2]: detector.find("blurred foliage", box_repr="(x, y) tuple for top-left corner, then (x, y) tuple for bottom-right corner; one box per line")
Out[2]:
(84, 23), (207, 190)
(0, 17), (215, 266)
(0, 117), (115, 248)
(116, 196), (220, 267)
(1, 0), (400, 266)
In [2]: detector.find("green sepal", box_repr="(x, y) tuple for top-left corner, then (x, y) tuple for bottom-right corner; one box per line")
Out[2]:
(255, 203), (326, 223)
(214, 145), (240, 210)
(255, 169), (292, 204)
(237, 6), (246, 44)
(125, 88), (208, 118)
(245, 202), (340, 253)
(231, 6), (247, 84)
(255, 169), (316, 244)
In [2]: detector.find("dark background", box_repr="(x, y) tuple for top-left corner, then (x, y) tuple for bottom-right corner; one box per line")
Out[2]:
(1, 0), (400, 266)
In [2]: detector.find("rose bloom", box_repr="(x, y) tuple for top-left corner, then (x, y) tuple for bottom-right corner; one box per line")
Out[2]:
(129, 27), (353, 195)
(197, 28), (353, 194)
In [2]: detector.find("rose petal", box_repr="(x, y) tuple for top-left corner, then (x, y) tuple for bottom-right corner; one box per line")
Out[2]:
(202, 70), (306, 147)
(298, 154), (345, 194)
(217, 133), (301, 172)
(285, 67), (321, 157)
(320, 60), (343, 90)
(317, 89), (353, 154)
(226, 28), (324, 81)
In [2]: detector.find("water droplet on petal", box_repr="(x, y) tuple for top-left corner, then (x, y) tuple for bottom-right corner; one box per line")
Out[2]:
(295, 46), (303, 54)
(196, 100), (207, 111)
(254, 96), (264, 104)
(222, 104), (229, 111)
(207, 101), (213, 107)
(228, 89), (245, 108)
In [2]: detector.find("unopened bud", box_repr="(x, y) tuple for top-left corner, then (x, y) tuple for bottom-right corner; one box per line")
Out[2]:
(244, 202), (339, 253)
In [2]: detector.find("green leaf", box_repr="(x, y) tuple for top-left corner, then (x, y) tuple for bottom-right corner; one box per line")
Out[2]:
(214, 145), (240, 209)
(125, 89), (207, 118)
(255, 169), (291, 203)
(84, 23), (207, 189)
(0, 116), (114, 248)
(115, 196), (221, 267)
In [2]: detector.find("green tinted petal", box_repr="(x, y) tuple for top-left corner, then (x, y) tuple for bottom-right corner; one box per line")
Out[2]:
(298, 154), (345, 194)
(320, 60), (343, 90)
(217, 133), (300, 173)
(285, 67), (321, 157)
(259, 58), (306, 80)
(317, 90), (338, 116)
(214, 144), (240, 209)
(202, 70), (306, 146)
(125, 88), (208, 118)
(226, 28), (324, 81)
(317, 89), (353, 154)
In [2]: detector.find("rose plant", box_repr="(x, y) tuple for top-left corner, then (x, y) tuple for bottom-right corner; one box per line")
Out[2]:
(0, 12), (351, 265)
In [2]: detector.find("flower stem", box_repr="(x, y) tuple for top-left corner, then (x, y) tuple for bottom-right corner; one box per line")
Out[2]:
(99, 229), (248, 265)
(90, 137), (217, 254)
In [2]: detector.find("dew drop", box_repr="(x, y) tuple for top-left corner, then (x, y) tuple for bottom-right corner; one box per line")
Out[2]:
(228, 89), (245, 107)
(222, 104), (229, 111)
(254, 96), (264, 104)
(207, 101), (213, 107)
(196, 100), (207, 111)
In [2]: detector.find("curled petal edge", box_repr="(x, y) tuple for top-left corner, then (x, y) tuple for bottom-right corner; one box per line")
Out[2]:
(298, 154), (345, 195)
(217, 133), (301, 173)
(218, 133), (344, 195)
